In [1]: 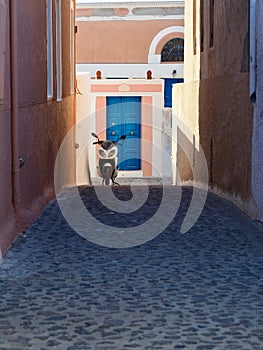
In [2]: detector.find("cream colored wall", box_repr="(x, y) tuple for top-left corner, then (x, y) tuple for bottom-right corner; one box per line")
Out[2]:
(183, 0), (200, 84)
(173, 0), (200, 139)
(75, 73), (92, 185)
(172, 81), (199, 183)
(172, 0), (200, 185)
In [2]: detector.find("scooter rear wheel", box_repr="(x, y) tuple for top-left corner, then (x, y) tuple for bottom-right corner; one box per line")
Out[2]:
(105, 178), (110, 185)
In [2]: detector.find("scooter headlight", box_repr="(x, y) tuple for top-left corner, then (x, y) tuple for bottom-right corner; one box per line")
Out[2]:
(108, 149), (117, 158)
(99, 149), (106, 158)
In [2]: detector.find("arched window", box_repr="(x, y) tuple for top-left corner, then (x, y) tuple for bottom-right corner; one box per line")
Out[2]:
(161, 38), (184, 62)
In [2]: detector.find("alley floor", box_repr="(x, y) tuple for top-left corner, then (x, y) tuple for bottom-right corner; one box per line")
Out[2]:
(0, 186), (263, 350)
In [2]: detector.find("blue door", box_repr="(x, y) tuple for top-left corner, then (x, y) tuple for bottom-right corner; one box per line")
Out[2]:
(106, 97), (141, 170)
(163, 78), (184, 107)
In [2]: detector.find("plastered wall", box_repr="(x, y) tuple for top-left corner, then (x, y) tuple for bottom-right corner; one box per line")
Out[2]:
(0, 0), (75, 256)
(198, 0), (254, 211)
(76, 19), (184, 64)
(173, 0), (256, 217)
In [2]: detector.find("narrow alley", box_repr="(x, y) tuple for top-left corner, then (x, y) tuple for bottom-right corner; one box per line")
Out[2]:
(1, 0), (263, 349)
(0, 186), (263, 350)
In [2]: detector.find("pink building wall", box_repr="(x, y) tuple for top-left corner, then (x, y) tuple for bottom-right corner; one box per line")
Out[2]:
(0, 0), (76, 256)
(77, 19), (184, 64)
(141, 96), (152, 177)
(76, 2), (184, 79)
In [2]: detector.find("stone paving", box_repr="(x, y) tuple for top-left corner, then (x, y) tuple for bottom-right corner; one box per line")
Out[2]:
(0, 185), (263, 350)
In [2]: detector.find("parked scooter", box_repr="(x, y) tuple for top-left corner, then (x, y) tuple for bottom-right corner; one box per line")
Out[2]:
(91, 132), (126, 185)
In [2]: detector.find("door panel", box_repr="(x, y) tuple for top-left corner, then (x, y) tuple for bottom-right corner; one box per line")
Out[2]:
(106, 97), (141, 170)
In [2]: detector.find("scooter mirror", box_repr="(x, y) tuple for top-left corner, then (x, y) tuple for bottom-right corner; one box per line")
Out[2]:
(91, 132), (98, 138)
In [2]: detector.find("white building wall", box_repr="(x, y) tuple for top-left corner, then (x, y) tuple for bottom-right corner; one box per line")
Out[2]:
(75, 72), (92, 185)
(77, 63), (184, 79)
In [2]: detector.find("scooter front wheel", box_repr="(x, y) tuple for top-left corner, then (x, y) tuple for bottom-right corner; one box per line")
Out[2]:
(102, 178), (110, 185)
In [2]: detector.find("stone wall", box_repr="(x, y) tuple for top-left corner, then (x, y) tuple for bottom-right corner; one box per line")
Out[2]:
(252, 1), (263, 221)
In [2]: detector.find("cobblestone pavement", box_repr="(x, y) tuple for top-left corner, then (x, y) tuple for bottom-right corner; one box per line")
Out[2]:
(0, 186), (263, 350)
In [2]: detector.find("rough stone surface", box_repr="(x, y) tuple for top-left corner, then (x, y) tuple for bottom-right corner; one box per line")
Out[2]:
(0, 186), (263, 350)
(252, 0), (263, 221)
